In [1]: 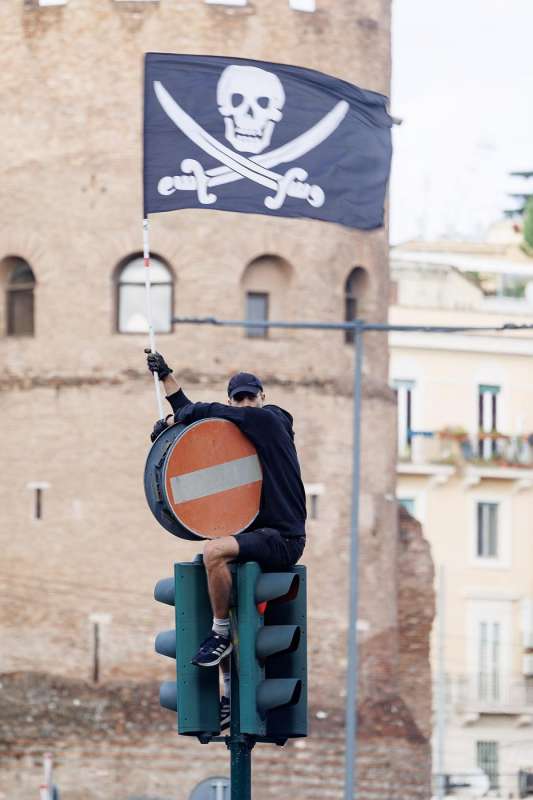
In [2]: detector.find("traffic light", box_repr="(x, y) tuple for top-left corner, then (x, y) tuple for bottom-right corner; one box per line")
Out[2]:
(236, 562), (307, 741)
(154, 560), (220, 738)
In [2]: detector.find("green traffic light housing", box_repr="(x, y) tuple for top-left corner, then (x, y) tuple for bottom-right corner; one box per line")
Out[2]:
(154, 562), (220, 738)
(236, 562), (307, 740)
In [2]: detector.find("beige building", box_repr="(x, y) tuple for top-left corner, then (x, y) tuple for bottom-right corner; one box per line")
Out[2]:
(0, 2), (433, 799)
(391, 228), (533, 799)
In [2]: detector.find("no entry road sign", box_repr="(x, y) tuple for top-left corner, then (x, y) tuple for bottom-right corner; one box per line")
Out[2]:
(145, 417), (262, 540)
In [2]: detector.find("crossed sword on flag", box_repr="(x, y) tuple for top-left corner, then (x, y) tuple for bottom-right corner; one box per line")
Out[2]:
(154, 81), (349, 210)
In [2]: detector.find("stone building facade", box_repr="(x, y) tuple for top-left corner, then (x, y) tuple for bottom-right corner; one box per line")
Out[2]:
(0, 1), (433, 798)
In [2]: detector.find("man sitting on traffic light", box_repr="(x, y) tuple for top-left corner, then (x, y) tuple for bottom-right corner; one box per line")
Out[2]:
(147, 351), (306, 723)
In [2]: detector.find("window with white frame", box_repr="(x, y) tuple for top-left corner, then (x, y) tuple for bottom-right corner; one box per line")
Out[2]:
(476, 502), (498, 558)
(478, 384), (500, 460)
(393, 379), (415, 458)
(116, 255), (173, 334)
(206, 0), (314, 6)
(205, 0), (247, 5)
(476, 741), (499, 789)
(471, 496), (510, 567)
(477, 621), (501, 701)
(289, 0), (316, 10)
(304, 483), (324, 520)
(467, 599), (511, 707)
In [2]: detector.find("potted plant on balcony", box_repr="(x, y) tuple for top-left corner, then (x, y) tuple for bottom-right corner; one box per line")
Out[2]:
(437, 426), (471, 463)
(474, 430), (517, 466)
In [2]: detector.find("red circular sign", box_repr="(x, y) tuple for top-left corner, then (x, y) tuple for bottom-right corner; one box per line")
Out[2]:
(163, 418), (263, 538)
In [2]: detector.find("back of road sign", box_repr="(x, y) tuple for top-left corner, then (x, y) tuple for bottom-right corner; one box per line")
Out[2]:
(144, 417), (263, 540)
(189, 776), (230, 800)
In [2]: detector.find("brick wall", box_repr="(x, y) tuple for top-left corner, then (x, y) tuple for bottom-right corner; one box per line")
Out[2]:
(0, 506), (432, 800)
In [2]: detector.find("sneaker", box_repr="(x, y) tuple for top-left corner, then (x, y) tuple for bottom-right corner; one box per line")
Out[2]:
(191, 632), (233, 667)
(220, 695), (230, 731)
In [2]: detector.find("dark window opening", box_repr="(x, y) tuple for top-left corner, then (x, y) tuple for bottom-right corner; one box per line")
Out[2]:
(93, 622), (100, 684)
(399, 497), (415, 515)
(246, 291), (269, 339)
(34, 488), (42, 520)
(393, 379), (415, 456)
(344, 267), (367, 344)
(6, 258), (35, 336)
(309, 494), (319, 520)
(476, 740), (499, 789)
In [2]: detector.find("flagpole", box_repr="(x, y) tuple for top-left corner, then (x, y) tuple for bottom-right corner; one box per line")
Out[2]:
(143, 217), (165, 419)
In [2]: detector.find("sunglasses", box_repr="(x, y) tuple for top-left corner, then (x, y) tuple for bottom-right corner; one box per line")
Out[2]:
(233, 391), (259, 402)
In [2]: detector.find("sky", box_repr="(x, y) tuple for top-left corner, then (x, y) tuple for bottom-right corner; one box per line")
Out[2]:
(389, 0), (533, 244)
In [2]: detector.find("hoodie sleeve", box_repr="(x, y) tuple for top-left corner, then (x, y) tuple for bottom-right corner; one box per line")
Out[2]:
(167, 388), (193, 413)
(174, 403), (280, 439)
(175, 402), (249, 427)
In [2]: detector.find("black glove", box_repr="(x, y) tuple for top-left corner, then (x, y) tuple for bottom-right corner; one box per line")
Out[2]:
(145, 349), (173, 381)
(150, 417), (170, 443)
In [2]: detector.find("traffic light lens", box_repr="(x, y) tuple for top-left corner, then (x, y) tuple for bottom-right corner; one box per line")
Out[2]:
(256, 573), (299, 604)
(155, 630), (177, 659)
(256, 625), (300, 660)
(257, 678), (302, 714)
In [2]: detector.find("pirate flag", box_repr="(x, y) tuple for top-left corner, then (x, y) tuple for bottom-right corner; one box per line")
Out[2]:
(143, 53), (393, 230)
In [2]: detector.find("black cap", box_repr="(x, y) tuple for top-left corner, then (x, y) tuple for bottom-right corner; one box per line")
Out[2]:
(227, 372), (263, 399)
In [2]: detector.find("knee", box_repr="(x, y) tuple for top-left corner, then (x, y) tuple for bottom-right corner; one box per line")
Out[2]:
(203, 539), (227, 568)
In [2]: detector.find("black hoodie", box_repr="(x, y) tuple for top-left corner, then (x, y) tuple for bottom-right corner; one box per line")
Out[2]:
(168, 389), (306, 538)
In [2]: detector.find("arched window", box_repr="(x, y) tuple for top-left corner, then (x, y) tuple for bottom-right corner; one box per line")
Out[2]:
(344, 267), (368, 344)
(5, 257), (36, 337)
(241, 255), (292, 339)
(115, 255), (173, 334)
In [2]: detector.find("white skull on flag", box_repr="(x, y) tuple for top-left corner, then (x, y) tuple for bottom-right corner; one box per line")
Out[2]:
(217, 65), (286, 154)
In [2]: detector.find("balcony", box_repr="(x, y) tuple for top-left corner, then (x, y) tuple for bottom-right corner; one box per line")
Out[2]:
(443, 673), (533, 720)
(398, 430), (533, 485)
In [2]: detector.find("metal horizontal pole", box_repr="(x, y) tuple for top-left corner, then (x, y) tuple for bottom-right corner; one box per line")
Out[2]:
(172, 316), (533, 335)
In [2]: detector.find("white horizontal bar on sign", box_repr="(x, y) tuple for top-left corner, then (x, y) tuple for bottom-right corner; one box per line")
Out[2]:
(38, 0), (68, 5)
(170, 455), (261, 505)
(289, 0), (316, 11)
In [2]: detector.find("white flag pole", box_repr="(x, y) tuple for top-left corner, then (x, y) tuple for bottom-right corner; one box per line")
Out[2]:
(143, 217), (165, 419)
(43, 752), (52, 791)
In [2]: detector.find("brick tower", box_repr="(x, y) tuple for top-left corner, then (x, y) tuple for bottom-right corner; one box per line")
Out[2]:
(0, 2), (433, 798)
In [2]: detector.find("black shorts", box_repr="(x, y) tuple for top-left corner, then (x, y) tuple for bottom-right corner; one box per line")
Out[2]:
(234, 527), (305, 570)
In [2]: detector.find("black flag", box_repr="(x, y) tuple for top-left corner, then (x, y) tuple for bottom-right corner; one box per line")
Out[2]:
(143, 53), (392, 230)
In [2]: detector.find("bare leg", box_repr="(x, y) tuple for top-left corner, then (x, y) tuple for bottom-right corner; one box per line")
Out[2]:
(220, 655), (231, 698)
(203, 537), (239, 619)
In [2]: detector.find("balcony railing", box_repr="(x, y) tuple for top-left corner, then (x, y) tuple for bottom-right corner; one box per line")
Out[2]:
(400, 430), (533, 468)
(438, 673), (533, 715)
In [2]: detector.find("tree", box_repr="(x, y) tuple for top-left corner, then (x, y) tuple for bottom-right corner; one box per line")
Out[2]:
(523, 197), (533, 251)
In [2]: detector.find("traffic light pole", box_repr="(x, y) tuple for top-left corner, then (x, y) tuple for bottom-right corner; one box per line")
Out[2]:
(228, 653), (254, 800)
(344, 324), (363, 800)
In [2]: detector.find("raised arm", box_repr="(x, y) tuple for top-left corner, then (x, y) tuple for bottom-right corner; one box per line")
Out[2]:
(145, 350), (192, 410)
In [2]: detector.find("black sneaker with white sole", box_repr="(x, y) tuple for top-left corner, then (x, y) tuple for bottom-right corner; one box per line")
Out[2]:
(220, 696), (230, 731)
(191, 632), (233, 667)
